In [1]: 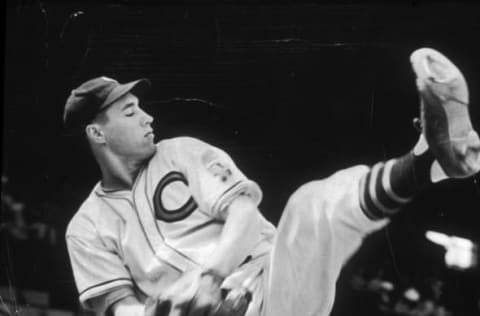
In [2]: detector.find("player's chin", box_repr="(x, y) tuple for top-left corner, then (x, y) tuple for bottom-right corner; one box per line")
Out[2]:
(145, 143), (157, 156)
(137, 142), (156, 160)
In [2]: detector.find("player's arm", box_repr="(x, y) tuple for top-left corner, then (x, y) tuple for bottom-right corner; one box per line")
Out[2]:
(161, 194), (263, 316)
(79, 284), (149, 316)
(110, 195), (262, 316)
(110, 296), (145, 316)
(203, 194), (264, 278)
(161, 138), (265, 314)
(170, 137), (266, 279)
(66, 217), (142, 316)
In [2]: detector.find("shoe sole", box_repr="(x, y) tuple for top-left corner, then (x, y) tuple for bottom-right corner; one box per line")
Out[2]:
(410, 47), (480, 178)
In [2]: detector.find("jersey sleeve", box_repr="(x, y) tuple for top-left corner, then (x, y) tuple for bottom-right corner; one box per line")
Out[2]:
(88, 285), (136, 316)
(170, 137), (262, 219)
(66, 232), (133, 309)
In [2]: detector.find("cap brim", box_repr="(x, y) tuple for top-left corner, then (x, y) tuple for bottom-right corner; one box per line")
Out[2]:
(100, 78), (151, 110)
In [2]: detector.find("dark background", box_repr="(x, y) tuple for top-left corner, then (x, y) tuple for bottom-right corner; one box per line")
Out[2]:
(3, 0), (480, 314)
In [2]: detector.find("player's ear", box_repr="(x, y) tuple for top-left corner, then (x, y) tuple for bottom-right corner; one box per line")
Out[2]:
(85, 123), (106, 144)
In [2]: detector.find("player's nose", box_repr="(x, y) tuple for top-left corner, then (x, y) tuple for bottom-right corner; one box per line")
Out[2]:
(140, 109), (154, 126)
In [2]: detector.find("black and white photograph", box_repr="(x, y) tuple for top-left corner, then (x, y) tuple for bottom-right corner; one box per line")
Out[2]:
(2, 1), (480, 315)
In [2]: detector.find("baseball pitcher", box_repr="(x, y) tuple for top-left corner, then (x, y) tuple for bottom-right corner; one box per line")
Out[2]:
(65, 48), (480, 316)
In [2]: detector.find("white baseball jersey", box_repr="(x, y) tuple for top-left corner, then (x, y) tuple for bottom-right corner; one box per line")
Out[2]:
(66, 137), (276, 313)
(67, 136), (388, 316)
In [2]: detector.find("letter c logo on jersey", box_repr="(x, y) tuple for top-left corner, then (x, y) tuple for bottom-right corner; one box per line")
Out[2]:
(153, 171), (197, 222)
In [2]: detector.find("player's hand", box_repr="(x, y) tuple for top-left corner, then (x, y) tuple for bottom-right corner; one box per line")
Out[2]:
(187, 271), (223, 316)
(152, 269), (224, 316)
(145, 269), (251, 316)
(144, 269), (198, 316)
(184, 272), (252, 316)
(212, 287), (252, 316)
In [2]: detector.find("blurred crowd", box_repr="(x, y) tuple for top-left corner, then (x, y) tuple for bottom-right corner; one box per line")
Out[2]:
(1, 174), (58, 289)
(332, 266), (480, 316)
(1, 175), (57, 246)
(347, 269), (452, 316)
(0, 174), (81, 315)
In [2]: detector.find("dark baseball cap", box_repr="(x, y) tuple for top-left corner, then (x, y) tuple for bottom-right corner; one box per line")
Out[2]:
(63, 76), (151, 132)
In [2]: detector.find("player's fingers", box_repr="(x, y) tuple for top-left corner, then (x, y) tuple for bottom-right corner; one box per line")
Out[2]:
(229, 288), (252, 306)
(166, 277), (202, 316)
(159, 291), (193, 316)
(214, 289), (251, 316)
(228, 297), (249, 316)
(188, 281), (224, 316)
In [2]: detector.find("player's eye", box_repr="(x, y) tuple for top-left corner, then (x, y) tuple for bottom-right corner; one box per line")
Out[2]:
(123, 103), (138, 117)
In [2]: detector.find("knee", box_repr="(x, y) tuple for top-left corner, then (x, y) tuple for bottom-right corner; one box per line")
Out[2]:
(282, 181), (326, 225)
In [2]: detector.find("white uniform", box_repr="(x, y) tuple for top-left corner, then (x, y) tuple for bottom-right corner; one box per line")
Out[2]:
(263, 165), (387, 316)
(66, 137), (275, 314)
(66, 137), (388, 316)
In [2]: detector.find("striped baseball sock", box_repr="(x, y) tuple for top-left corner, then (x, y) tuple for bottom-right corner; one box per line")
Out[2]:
(359, 142), (436, 220)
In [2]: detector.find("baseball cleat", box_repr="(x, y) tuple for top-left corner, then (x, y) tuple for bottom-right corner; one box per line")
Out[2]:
(410, 47), (480, 178)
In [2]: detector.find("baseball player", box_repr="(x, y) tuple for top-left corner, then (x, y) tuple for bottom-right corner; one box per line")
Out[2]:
(65, 48), (480, 316)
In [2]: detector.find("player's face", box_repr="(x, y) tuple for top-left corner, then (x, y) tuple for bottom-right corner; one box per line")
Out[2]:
(101, 93), (156, 161)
